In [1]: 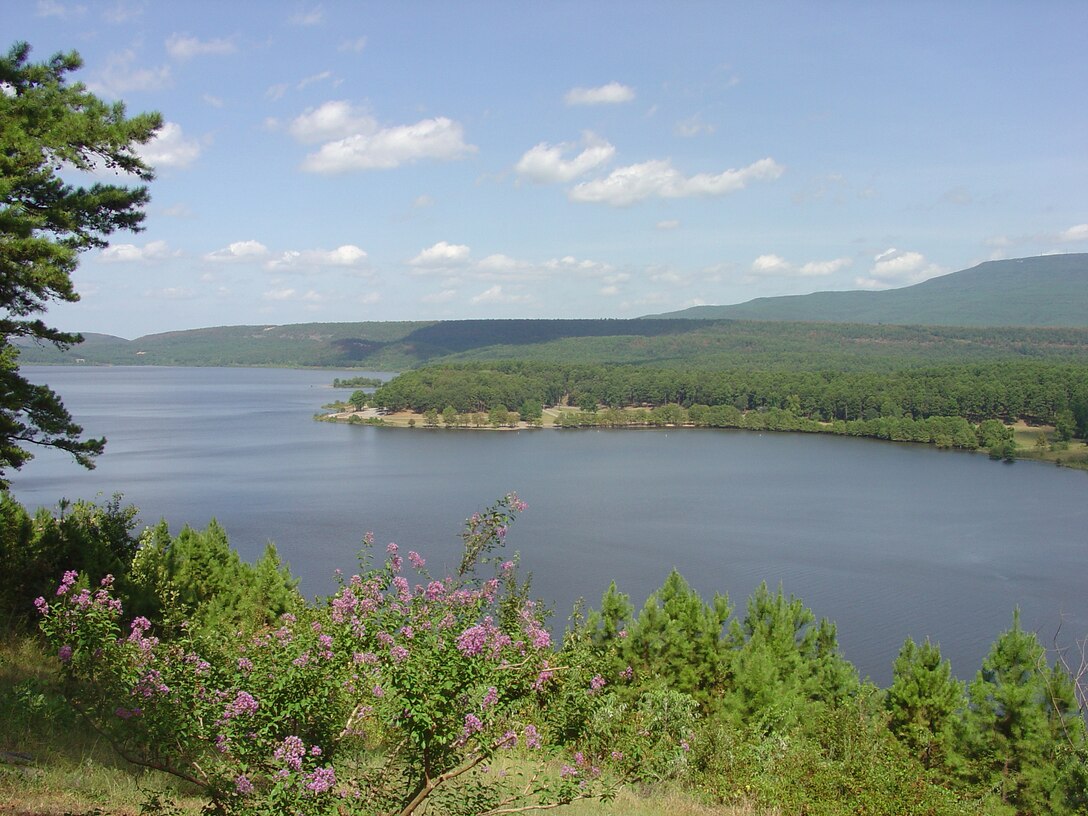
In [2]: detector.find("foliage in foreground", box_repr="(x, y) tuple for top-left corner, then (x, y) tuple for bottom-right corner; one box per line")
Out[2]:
(4, 492), (1084, 815)
(36, 496), (636, 815)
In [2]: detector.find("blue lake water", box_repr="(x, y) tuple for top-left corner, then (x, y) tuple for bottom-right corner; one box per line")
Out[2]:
(10, 365), (1088, 686)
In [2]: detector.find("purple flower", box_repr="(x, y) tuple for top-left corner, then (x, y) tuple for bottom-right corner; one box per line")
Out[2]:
(408, 550), (426, 569)
(480, 686), (498, 710)
(524, 724), (541, 749)
(390, 645), (409, 662)
(235, 774), (254, 795)
(372, 684), (384, 698)
(305, 766), (336, 794)
(386, 542), (398, 555)
(589, 674), (606, 692)
(274, 735), (306, 771)
(56, 571), (78, 596)
(57, 645), (72, 663)
(223, 690), (259, 719)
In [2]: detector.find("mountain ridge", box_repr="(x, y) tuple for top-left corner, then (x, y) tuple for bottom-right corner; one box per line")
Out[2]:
(645, 253), (1088, 326)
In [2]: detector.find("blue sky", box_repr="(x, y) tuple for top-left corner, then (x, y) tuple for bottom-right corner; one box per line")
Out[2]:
(12, 1), (1088, 338)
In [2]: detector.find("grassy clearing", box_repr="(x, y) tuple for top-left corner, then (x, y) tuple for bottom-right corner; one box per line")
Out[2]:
(1, 633), (761, 816)
(0, 632), (203, 815)
(1011, 422), (1088, 470)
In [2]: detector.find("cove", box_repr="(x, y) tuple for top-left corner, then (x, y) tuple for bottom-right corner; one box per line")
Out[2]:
(11, 366), (1087, 686)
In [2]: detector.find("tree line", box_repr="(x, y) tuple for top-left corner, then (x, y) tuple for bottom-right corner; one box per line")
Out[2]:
(371, 360), (1088, 437)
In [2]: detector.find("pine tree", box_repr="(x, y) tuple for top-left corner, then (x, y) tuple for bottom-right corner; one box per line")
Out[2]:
(961, 611), (1086, 814)
(886, 637), (964, 772)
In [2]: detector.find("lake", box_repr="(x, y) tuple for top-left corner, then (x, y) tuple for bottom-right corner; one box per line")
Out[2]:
(10, 365), (1088, 686)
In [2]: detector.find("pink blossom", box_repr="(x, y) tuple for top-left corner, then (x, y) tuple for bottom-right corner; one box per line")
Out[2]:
(524, 724), (541, 749)
(480, 686), (498, 710)
(305, 766), (336, 794)
(390, 645), (409, 662)
(235, 775), (254, 795)
(408, 551), (426, 569)
(589, 674), (606, 692)
(386, 542), (398, 555)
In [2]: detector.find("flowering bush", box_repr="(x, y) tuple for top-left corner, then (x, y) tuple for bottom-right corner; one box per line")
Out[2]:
(39, 495), (625, 815)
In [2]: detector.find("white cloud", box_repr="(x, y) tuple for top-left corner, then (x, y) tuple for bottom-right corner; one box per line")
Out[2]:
(301, 116), (476, 173)
(297, 70), (333, 90)
(471, 285), (530, 304)
(751, 254), (791, 275)
(409, 241), (471, 267)
(656, 219), (680, 230)
(289, 101), (375, 143)
(564, 82), (635, 106)
(1059, 223), (1088, 242)
(356, 292), (381, 305)
(477, 254), (525, 272)
(413, 194), (434, 208)
(87, 49), (171, 96)
(339, 36), (367, 52)
(570, 157), (784, 206)
(854, 248), (945, 290)
(202, 94), (225, 108)
(165, 33), (236, 60)
(204, 240), (270, 262)
(289, 5), (324, 25)
(750, 254), (852, 277)
(99, 240), (175, 262)
(798, 258), (852, 276)
(266, 245), (369, 271)
(515, 132), (615, 183)
(137, 121), (203, 168)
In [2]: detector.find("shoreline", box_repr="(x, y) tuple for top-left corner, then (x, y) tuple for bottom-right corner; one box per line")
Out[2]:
(318, 408), (1088, 469)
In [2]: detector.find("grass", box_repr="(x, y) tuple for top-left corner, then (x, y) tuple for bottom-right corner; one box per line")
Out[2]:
(1011, 422), (1088, 470)
(0, 631), (203, 815)
(1, 632), (767, 816)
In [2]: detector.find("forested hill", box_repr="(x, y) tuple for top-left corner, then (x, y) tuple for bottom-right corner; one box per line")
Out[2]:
(18, 320), (1088, 371)
(648, 253), (1088, 326)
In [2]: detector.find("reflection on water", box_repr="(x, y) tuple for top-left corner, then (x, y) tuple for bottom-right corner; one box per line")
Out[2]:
(12, 366), (1088, 685)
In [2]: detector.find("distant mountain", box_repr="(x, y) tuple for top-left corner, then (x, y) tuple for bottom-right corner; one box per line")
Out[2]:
(647, 254), (1088, 327)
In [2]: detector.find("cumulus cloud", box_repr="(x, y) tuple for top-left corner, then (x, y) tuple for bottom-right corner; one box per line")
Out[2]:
(471, 285), (530, 304)
(289, 100), (374, 143)
(266, 244), (369, 271)
(515, 132), (615, 183)
(87, 49), (170, 96)
(299, 113), (476, 173)
(564, 81), (635, 105)
(165, 33), (236, 60)
(99, 240), (175, 262)
(409, 241), (471, 267)
(570, 157), (784, 206)
(854, 248), (945, 290)
(749, 254), (852, 277)
(137, 121), (203, 168)
(1059, 223), (1088, 242)
(204, 240), (269, 262)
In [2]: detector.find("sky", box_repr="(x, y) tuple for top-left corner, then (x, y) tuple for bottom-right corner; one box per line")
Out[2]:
(10, 1), (1088, 338)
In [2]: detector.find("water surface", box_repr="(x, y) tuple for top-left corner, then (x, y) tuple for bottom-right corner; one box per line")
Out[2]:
(11, 366), (1087, 685)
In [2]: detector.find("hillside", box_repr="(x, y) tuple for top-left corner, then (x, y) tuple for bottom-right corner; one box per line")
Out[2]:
(648, 253), (1088, 326)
